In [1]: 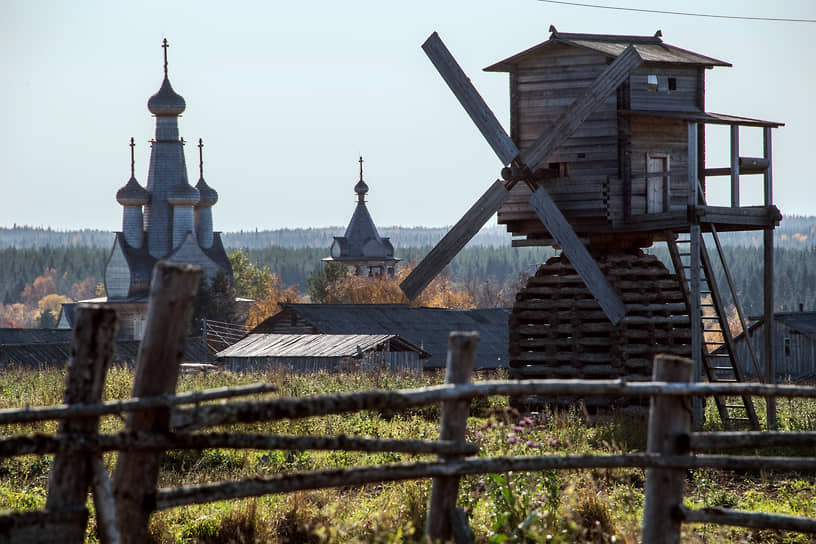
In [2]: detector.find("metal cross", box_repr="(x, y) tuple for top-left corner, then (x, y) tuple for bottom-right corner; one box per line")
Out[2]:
(162, 38), (169, 77)
(198, 138), (204, 179)
(129, 137), (135, 177)
(359, 155), (364, 181)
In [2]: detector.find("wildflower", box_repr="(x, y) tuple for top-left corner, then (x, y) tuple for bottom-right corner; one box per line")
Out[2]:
(520, 416), (534, 426)
(547, 437), (562, 449)
(526, 440), (540, 449)
(512, 425), (525, 433)
(475, 430), (483, 439)
(507, 435), (519, 445)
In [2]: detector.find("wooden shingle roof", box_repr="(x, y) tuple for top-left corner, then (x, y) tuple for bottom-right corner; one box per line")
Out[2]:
(251, 304), (509, 369)
(217, 333), (429, 359)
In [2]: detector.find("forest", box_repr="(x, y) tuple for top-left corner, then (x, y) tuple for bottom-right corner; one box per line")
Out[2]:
(1, 221), (814, 327)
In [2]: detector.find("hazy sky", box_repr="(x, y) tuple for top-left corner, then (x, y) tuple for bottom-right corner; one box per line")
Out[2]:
(1, 0), (814, 232)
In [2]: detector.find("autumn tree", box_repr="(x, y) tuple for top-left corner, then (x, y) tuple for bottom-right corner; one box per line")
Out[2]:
(321, 265), (475, 309)
(229, 249), (301, 329)
(20, 268), (58, 308)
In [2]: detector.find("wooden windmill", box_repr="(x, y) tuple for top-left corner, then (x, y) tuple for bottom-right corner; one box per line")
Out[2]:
(401, 29), (783, 425)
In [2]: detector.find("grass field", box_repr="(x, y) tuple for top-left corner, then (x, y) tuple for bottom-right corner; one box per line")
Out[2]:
(0, 366), (815, 543)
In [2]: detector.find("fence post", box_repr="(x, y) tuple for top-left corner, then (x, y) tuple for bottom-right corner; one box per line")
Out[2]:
(425, 331), (478, 543)
(45, 305), (118, 543)
(641, 354), (694, 543)
(112, 262), (201, 543)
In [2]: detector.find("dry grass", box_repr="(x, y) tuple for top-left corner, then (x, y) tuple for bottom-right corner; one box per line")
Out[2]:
(0, 365), (814, 542)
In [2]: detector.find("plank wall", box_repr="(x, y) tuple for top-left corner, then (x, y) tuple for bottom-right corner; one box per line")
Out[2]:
(629, 66), (700, 112)
(499, 45), (616, 239)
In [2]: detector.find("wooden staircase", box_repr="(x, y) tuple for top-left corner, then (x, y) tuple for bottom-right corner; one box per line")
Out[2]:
(666, 228), (761, 428)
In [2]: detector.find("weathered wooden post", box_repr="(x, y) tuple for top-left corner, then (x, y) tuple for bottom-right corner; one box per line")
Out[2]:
(112, 262), (201, 543)
(425, 331), (478, 543)
(642, 354), (694, 543)
(45, 305), (118, 543)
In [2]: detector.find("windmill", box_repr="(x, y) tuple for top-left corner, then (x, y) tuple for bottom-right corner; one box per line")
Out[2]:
(401, 30), (783, 425)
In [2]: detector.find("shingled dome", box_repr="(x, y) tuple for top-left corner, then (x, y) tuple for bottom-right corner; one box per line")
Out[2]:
(116, 175), (150, 206)
(195, 177), (218, 207)
(166, 181), (200, 206)
(147, 77), (186, 116)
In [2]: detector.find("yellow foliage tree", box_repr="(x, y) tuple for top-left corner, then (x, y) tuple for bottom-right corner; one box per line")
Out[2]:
(20, 269), (58, 308)
(38, 293), (72, 316)
(245, 277), (300, 329)
(323, 265), (474, 309)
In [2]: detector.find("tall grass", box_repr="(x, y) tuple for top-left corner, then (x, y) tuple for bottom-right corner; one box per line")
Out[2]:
(0, 366), (814, 543)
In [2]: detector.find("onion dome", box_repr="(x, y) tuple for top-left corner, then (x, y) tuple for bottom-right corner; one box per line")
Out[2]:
(148, 77), (186, 116)
(147, 39), (185, 116)
(194, 138), (218, 206)
(195, 178), (218, 207)
(116, 175), (150, 206)
(354, 156), (368, 203)
(166, 181), (200, 206)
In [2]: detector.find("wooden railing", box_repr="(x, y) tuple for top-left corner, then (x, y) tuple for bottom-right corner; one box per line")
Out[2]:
(1, 262), (815, 543)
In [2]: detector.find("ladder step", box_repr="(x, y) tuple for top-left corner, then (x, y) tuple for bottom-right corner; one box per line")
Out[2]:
(727, 417), (751, 422)
(725, 404), (747, 409)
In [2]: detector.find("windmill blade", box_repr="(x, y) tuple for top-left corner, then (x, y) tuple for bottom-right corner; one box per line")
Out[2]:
(400, 180), (509, 300)
(422, 32), (519, 166)
(529, 187), (626, 325)
(520, 45), (642, 171)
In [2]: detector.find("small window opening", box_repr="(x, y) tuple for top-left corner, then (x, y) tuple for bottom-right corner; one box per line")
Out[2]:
(647, 74), (658, 91)
(785, 337), (791, 357)
(548, 162), (570, 177)
(668, 77), (677, 91)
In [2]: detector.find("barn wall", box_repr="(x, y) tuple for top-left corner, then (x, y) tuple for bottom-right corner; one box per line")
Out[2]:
(733, 322), (816, 381)
(221, 352), (423, 374)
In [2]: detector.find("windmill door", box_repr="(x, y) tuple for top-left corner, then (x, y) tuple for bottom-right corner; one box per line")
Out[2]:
(646, 154), (670, 213)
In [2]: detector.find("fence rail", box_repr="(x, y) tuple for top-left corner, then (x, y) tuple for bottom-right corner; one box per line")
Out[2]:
(0, 262), (814, 543)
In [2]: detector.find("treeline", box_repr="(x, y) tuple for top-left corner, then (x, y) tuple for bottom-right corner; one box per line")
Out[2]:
(3, 244), (815, 317)
(3, 217), (815, 250)
(0, 247), (108, 304)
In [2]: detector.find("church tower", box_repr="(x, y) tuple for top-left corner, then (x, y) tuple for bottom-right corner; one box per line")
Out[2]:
(104, 39), (232, 308)
(324, 157), (399, 277)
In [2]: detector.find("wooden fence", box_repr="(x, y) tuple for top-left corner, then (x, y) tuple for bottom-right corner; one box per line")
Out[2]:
(1, 262), (816, 543)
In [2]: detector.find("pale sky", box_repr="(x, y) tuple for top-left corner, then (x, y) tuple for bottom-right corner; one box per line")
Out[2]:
(1, 0), (814, 232)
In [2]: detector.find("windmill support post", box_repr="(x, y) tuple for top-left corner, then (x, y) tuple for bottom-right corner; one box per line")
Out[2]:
(425, 331), (478, 542)
(687, 123), (704, 426)
(763, 127), (776, 430)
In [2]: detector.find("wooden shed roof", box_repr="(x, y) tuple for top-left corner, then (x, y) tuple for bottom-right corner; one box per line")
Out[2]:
(217, 333), (429, 359)
(250, 304), (510, 369)
(484, 31), (731, 72)
(623, 110), (784, 128)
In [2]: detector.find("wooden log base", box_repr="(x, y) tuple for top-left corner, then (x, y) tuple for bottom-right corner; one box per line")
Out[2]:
(509, 249), (691, 410)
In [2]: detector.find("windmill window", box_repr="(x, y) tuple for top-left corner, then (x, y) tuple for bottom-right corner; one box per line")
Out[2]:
(785, 337), (791, 356)
(647, 74), (658, 91)
(668, 77), (677, 91)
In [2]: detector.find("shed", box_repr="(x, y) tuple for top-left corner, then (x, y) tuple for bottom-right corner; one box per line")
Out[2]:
(716, 312), (816, 381)
(216, 333), (428, 373)
(250, 303), (510, 370)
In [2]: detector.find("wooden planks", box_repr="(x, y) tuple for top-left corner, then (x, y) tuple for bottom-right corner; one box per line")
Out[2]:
(422, 32), (519, 165)
(520, 45), (642, 171)
(528, 187), (626, 324)
(400, 180), (509, 300)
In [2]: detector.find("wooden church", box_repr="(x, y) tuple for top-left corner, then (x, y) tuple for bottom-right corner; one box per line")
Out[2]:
(402, 28), (783, 425)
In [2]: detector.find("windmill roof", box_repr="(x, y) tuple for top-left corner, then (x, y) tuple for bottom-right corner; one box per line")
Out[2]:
(484, 31), (731, 72)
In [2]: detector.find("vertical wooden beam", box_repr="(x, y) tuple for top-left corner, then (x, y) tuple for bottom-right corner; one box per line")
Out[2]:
(696, 68), (707, 198)
(509, 70), (520, 147)
(112, 262), (202, 543)
(763, 127), (776, 429)
(641, 354), (694, 543)
(730, 125), (740, 208)
(425, 331), (478, 542)
(46, 305), (118, 543)
(688, 123), (703, 426)
(617, 77), (632, 220)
